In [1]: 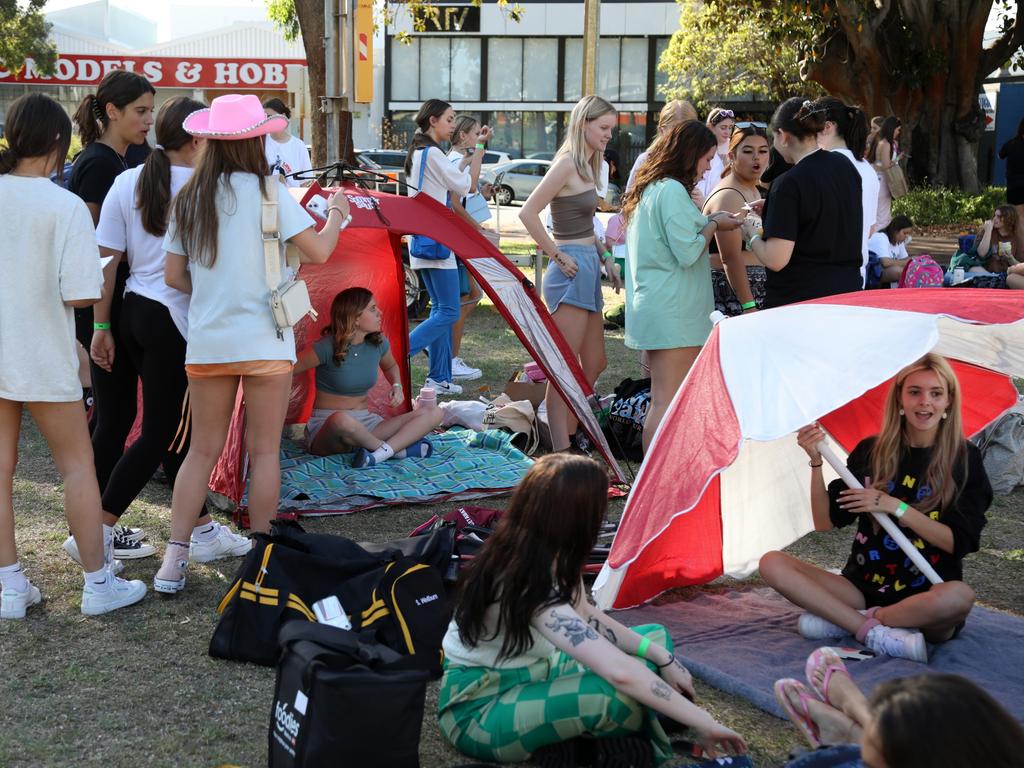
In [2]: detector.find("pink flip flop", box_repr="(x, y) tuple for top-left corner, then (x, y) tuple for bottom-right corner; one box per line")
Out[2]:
(773, 678), (822, 749)
(805, 647), (852, 708)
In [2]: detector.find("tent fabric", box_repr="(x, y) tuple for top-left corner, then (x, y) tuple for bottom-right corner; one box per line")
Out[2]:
(210, 183), (624, 507)
(594, 290), (1024, 610)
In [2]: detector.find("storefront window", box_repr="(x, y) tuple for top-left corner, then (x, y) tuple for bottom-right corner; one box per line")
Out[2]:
(619, 38), (648, 102)
(390, 39), (419, 101)
(522, 111), (561, 158)
(489, 110), (523, 154)
(654, 37), (671, 98)
(611, 111), (649, 186)
(450, 38), (482, 100)
(488, 39), (523, 101)
(419, 37), (451, 102)
(563, 38), (582, 103)
(386, 111), (418, 149)
(523, 39), (557, 101)
(598, 38), (620, 102)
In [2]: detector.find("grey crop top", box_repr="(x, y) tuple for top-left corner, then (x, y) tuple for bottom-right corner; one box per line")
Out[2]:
(313, 336), (389, 396)
(550, 188), (598, 240)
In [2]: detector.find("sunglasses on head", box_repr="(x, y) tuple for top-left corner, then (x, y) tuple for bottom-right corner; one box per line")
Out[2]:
(733, 122), (767, 135)
(709, 109), (735, 125)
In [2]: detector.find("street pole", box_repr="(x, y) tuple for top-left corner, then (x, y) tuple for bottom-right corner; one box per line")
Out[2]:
(581, 0), (600, 96)
(323, 0), (353, 163)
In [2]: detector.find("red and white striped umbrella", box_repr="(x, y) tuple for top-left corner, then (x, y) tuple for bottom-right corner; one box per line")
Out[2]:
(594, 290), (1024, 610)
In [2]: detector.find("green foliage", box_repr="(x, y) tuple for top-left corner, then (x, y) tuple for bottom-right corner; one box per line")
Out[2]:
(0, 0), (57, 74)
(0, 133), (82, 163)
(892, 187), (1008, 228)
(264, 0), (300, 41)
(658, 1), (818, 108)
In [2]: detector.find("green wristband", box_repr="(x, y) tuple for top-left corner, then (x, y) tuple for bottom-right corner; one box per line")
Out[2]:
(475, 142), (486, 150)
(602, 250), (612, 260)
(741, 300), (757, 310)
(636, 637), (651, 659)
(93, 322), (111, 330)
(894, 501), (909, 519)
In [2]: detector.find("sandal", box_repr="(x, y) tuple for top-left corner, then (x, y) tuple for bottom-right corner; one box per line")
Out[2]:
(805, 646), (852, 708)
(773, 678), (822, 749)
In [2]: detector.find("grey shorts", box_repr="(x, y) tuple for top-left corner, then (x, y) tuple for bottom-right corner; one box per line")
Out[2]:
(304, 408), (384, 449)
(542, 243), (603, 313)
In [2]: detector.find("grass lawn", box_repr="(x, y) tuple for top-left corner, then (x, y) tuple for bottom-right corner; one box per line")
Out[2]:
(1, 274), (1021, 768)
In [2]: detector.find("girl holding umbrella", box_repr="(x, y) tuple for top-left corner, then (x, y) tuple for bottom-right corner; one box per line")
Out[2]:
(759, 354), (993, 663)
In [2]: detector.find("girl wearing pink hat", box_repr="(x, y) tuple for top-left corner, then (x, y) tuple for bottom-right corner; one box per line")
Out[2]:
(157, 94), (351, 595)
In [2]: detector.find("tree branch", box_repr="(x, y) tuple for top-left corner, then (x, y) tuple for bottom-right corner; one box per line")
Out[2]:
(983, 0), (1024, 74)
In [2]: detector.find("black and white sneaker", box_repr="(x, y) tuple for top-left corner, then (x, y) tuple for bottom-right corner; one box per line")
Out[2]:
(112, 527), (156, 560)
(113, 523), (146, 544)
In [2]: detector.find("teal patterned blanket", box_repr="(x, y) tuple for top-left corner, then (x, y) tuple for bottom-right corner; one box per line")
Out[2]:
(249, 428), (533, 516)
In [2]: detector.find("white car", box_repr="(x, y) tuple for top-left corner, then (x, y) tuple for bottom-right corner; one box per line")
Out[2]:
(480, 159), (552, 206)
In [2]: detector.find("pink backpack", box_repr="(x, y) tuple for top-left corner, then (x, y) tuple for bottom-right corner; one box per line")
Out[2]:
(898, 255), (945, 288)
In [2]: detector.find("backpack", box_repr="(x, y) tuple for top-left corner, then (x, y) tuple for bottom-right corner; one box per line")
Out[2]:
(898, 255), (944, 288)
(269, 623), (435, 768)
(971, 402), (1024, 495)
(602, 377), (651, 462)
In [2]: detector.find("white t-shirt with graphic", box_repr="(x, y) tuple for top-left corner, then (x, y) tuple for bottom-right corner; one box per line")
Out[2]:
(96, 164), (193, 339)
(265, 134), (313, 188)
(0, 176), (103, 401)
(163, 174), (315, 364)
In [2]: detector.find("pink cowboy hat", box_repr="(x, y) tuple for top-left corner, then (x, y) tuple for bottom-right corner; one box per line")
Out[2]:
(182, 94), (289, 140)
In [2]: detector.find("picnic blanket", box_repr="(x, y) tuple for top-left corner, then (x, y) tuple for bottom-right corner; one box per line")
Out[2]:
(246, 428), (533, 516)
(615, 586), (1024, 724)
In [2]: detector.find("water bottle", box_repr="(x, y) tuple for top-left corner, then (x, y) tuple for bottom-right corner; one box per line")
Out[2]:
(414, 386), (436, 410)
(953, 267), (965, 284)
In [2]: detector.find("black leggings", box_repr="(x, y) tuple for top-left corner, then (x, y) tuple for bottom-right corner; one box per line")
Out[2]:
(99, 292), (197, 518)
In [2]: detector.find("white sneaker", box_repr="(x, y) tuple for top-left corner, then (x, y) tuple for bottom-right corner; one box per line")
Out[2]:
(62, 534), (125, 576)
(80, 573), (147, 616)
(153, 544), (190, 595)
(798, 612), (855, 640)
(424, 377), (463, 396)
(1, 580), (42, 620)
(450, 357), (482, 381)
(190, 523), (252, 563)
(864, 624), (929, 663)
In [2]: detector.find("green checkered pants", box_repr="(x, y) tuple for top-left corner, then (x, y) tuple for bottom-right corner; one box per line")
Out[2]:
(437, 623), (673, 764)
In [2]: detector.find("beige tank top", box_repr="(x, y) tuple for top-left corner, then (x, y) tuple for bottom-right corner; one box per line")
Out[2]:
(550, 188), (598, 241)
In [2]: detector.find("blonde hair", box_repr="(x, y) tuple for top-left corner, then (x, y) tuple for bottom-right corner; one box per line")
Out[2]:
(555, 95), (616, 182)
(870, 354), (966, 513)
(658, 100), (698, 132)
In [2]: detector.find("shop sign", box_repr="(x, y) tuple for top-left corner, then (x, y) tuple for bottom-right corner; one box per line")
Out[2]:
(0, 54), (306, 90)
(423, 5), (481, 32)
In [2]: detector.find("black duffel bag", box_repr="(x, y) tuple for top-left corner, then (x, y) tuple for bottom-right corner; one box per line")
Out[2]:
(269, 622), (435, 768)
(210, 521), (454, 668)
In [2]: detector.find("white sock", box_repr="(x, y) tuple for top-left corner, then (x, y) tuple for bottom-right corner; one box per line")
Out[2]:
(84, 566), (111, 592)
(0, 562), (29, 593)
(370, 442), (395, 463)
(192, 521), (220, 543)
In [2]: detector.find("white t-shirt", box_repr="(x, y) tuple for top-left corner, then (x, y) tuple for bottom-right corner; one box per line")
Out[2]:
(163, 174), (315, 364)
(265, 134), (312, 188)
(409, 145), (471, 270)
(0, 176), (103, 401)
(96, 164), (193, 339)
(442, 606), (557, 669)
(833, 147), (880, 285)
(696, 152), (726, 202)
(626, 151), (647, 192)
(868, 231), (909, 262)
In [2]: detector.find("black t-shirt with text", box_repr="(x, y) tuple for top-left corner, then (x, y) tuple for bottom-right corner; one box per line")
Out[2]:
(827, 437), (992, 607)
(762, 149), (863, 308)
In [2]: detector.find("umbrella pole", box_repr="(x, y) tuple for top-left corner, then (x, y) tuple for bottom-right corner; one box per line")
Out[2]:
(816, 441), (944, 586)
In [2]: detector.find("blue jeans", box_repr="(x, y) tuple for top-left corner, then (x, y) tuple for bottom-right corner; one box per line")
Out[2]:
(409, 267), (460, 383)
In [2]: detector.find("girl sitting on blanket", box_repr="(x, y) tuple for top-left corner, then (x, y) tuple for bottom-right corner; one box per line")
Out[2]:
(294, 287), (442, 468)
(438, 453), (747, 766)
(759, 354), (993, 664)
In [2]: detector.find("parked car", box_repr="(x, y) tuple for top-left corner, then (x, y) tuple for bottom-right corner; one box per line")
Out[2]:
(479, 149), (514, 165)
(526, 151), (555, 161)
(357, 149), (406, 170)
(355, 149), (407, 194)
(480, 159), (552, 206)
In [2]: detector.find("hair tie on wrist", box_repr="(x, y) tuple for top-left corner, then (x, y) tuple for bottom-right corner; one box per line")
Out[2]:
(656, 653), (676, 670)
(809, 460), (823, 468)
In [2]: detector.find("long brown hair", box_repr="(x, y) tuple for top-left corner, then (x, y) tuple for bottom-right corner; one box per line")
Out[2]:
(72, 70), (155, 146)
(403, 98), (451, 175)
(319, 287), (383, 365)
(455, 454), (609, 660)
(0, 94), (72, 179)
(136, 97), (204, 237)
(869, 354), (965, 513)
(620, 120), (716, 225)
(870, 674), (1024, 767)
(172, 137), (269, 267)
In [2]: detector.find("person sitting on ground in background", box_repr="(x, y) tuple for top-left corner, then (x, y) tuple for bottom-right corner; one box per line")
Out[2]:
(775, 649), (1024, 768)
(0, 93), (147, 618)
(759, 354), (992, 663)
(867, 215), (913, 285)
(955, 204), (1024, 289)
(294, 287), (441, 468)
(438, 453), (748, 766)
(262, 97), (312, 187)
(702, 124), (771, 315)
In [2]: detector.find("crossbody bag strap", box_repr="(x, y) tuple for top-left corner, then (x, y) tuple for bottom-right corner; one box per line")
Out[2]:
(262, 178), (282, 291)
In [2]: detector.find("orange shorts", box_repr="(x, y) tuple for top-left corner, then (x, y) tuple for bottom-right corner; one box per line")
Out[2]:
(185, 360), (294, 378)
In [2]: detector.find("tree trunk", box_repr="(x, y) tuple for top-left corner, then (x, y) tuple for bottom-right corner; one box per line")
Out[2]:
(295, 0), (326, 167)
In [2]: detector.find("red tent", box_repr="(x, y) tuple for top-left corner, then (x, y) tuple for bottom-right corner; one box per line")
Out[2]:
(209, 182), (625, 509)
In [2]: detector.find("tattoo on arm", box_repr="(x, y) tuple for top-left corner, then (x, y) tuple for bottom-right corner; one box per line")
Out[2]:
(586, 616), (618, 644)
(651, 680), (672, 701)
(545, 610), (599, 647)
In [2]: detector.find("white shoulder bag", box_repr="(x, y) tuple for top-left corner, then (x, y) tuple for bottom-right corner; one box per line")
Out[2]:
(263, 180), (317, 338)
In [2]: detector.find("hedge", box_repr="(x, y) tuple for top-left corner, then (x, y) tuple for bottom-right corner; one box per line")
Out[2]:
(892, 186), (1007, 228)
